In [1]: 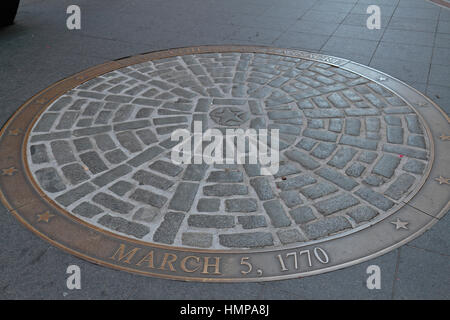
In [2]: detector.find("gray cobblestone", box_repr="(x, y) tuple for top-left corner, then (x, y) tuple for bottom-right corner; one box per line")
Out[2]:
(73, 202), (104, 218)
(263, 199), (291, 228)
(98, 215), (149, 239)
(225, 198), (257, 212)
(130, 188), (168, 208)
(296, 138), (317, 151)
(250, 177), (275, 201)
(382, 144), (428, 160)
(316, 167), (359, 191)
(133, 170), (174, 190)
(303, 216), (352, 240)
(133, 207), (159, 223)
(30, 144), (49, 164)
(311, 142), (337, 159)
(300, 181), (338, 200)
(280, 190), (303, 208)
(73, 137), (93, 152)
(302, 129), (338, 142)
(197, 198), (220, 212)
(168, 182), (199, 212)
(207, 170), (243, 183)
(153, 212), (185, 244)
(51, 140), (77, 165)
(203, 184), (248, 196)
(340, 135), (378, 150)
(219, 232), (273, 248)
(104, 149), (127, 164)
(237, 215), (267, 229)
(61, 163), (90, 185)
(92, 164), (133, 187)
(289, 206), (316, 224)
(182, 232), (213, 248)
(387, 126), (404, 144)
(285, 149), (320, 170)
(347, 206), (378, 223)
(94, 134), (116, 151)
(345, 118), (361, 136)
(93, 192), (135, 214)
(79, 151), (108, 174)
(73, 125), (112, 137)
(127, 146), (164, 167)
(402, 159), (425, 174)
(33, 113), (59, 132)
(116, 131), (143, 153)
(183, 164), (209, 181)
(384, 173), (416, 200)
(345, 162), (366, 177)
(109, 181), (134, 196)
(35, 167), (67, 193)
(56, 183), (96, 206)
(407, 135), (426, 149)
(276, 174), (317, 191)
(355, 187), (395, 211)
(314, 194), (359, 216)
(188, 215), (235, 228)
(357, 151), (378, 164)
(372, 154), (401, 178)
(277, 229), (307, 244)
(149, 160), (183, 177)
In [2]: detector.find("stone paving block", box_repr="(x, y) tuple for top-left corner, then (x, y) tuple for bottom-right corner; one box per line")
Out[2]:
(237, 215), (268, 229)
(402, 159), (425, 174)
(372, 154), (401, 178)
(133, 170), (174, 190)
(250, 177), (275, 200)
(130, 188), (168, 209)
(188, 215), (235, 228)
(72, 202), (104, 218)
(51, 140), (76, 165)
(98, 215), (149, 239)
(79, 151), (109, 174)
(197, 198), (221, 212)
(279, 190), (303, 208)
(109, 181), (134, 196)
(168, 182), (199, 212)
(61, 163), (90, 185)
(300, 182), (339, 200)
(276, 174), (317, 191)
(30, 144), (49, 164)
(327, 147), (357, 168)
(56, 183), (96, 206)
(34, 167), (67, 193)
(219, 232), (274, 248)
(182, 232), (213, 248)
(384, 173), (416, 200)
(303, 216), (352, 240)
(263, 199), (291, 228)
(277, 229), (307, 244)
(347, 205), (378, 224)
(133, 207), (159, 223)
(225, 198), (258, 212)
(285, 149), (320, 170)
(315, 167), (359, 191)
(93, 192), (135, 214)
(355, 187), (395, 211)
(314, 194), (360, 216)
(203, 184), (248, 196)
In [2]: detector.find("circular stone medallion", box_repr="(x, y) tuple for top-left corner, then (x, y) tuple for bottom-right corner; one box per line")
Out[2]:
(0, 46), (448, 282)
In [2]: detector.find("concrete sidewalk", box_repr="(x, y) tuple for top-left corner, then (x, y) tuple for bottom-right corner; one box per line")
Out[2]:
(0, 0), (448, 299)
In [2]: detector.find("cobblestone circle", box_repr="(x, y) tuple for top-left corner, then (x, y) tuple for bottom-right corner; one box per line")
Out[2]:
(26, 52), (431, 250)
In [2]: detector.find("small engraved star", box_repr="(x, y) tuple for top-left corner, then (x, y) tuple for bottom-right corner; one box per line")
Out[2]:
(1, 167), (18, 176)
(216, 109), (246, 125)
(37, 211), (55, 223)
(439, 134), (450, 141)
(435, 176), (450, 185)
(8, 128), (23, 136)
(391, 218), (408, 230)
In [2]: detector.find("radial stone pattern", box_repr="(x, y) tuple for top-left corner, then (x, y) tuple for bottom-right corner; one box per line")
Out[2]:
(26, 52), (431, 250)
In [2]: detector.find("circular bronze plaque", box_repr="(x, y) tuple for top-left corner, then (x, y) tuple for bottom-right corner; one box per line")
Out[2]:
(0, 46), (448, 282)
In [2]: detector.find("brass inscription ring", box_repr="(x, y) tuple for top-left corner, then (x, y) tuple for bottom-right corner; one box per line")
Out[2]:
(0, 46), (448, 282)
